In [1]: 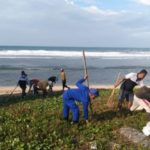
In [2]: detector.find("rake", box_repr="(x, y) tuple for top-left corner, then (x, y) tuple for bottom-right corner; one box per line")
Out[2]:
(107, 72), (121, 108)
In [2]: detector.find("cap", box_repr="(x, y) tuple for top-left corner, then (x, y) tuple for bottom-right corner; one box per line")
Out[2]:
(89, 89), (99, 97)
(21, 71), (26, 75)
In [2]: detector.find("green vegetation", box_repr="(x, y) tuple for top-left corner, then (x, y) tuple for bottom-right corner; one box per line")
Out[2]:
(0, 90), (149, 150)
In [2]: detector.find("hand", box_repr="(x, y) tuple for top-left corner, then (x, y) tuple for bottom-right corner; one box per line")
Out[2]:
(86, 120), (89, 124)
(113, 84), (117, 89)
(84, 75), (88, 80)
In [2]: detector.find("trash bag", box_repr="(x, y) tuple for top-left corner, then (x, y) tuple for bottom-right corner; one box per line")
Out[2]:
(142, 121), (150, 136)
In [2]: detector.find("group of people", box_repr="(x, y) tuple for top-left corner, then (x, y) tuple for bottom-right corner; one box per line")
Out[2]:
(17, 69), (70, 97)
(62, 69), (150, 125)
(17, 69), (150, 125)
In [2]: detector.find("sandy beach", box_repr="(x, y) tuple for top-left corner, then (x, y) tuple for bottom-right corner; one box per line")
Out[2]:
(0, 85), (115, 96)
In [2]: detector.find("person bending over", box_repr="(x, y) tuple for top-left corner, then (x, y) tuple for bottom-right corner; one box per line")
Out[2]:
(63, 75), (99, 124)
(28, 79), (39, 94)
(114, 69), (147, 111)
(48, 76), (58, 92)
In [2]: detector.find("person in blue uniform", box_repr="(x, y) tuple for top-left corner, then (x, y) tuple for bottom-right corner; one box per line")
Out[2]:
(63, 75), (99, 123)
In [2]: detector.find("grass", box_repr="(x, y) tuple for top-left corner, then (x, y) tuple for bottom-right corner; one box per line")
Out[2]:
(0, 90), (149, 150)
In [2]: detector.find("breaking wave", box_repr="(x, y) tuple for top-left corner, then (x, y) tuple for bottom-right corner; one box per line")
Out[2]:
(0, 50), (150, 59)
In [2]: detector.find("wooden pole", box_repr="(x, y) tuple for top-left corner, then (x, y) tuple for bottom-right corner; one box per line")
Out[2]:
(83, 50), (93, 115)
(83, 50), (90, 87)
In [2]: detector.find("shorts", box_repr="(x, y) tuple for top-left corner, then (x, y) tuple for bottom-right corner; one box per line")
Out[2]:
(119, 89), (134, 102)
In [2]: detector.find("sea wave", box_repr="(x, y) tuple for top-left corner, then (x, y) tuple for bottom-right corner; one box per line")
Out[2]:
(0, 50), (150, 59)
(0, 65), (99, 71)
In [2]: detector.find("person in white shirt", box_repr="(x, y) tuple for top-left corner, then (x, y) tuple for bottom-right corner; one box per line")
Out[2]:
(114, 69), (148, 111)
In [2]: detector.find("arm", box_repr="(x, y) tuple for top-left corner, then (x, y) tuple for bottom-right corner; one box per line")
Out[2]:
(114, 77), (125, 88)
(114, 73), (135, 88)
(64, 73), (66, 80)
(17, 81), (19, 86)
(17, 77), (21, 86)
(139, 80), (144, 87)
(76, 76), (88, 90)
(26, 77), (29, 85)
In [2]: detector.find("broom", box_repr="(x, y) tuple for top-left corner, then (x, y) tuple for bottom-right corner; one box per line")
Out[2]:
(8, 85), (18, 97)
(107, 72), (121, 108)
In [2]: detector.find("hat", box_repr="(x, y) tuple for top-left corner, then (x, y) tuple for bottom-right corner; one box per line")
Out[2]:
(21, 71), (26, 75)
(89, 89), (99, 97)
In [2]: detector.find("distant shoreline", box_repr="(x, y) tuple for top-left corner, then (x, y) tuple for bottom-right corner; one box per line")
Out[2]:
(0, 85), (115, 96)
(0, 85), (148, 96)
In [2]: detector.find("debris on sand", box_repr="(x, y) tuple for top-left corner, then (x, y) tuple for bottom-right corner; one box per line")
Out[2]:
(119, 127), (150, 148)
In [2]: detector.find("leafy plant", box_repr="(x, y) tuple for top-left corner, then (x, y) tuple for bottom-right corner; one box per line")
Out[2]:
(0, 90), (149, 150)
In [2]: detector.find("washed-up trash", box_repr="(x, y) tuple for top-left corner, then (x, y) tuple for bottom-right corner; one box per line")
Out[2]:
(142, 121), (150, 136)
(89, 141), (97, 150)
(119, 127), (150, 148)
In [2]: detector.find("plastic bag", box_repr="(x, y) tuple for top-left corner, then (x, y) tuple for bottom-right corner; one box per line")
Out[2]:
(142, 121), (150, 136)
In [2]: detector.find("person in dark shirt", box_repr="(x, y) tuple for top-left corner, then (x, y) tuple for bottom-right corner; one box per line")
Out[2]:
(48, 76), (58, 92)
(18, 71), (29, 98)
(114, 69), (147, 111)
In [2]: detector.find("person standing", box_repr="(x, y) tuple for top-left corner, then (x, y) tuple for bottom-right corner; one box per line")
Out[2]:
(114, 69), (147, 111)
(18, 71), (29, 98)
(60, 69), (70, 91)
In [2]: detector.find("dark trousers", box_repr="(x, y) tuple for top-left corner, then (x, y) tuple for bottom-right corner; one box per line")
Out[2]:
(18, 80), (27, 98)
(62, 80), (69, 91)
(118, 89), (134, 110)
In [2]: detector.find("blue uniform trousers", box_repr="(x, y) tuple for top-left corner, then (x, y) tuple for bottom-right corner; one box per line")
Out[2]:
(63, 98), (79, 122)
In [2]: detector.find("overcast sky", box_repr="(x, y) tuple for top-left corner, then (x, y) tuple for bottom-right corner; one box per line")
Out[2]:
(0, 0), (150, 47)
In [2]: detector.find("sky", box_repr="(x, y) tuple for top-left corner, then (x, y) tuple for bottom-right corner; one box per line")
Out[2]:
(0, 0), (150, 47)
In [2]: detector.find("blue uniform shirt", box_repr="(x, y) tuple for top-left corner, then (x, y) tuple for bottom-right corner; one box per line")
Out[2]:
(63, 78), (90, 120)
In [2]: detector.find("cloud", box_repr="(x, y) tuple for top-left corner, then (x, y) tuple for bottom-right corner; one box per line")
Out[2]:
(136, 0), (150, 6)
(82, 5), (119, 16)
(65, 0), (101, 6)
(64, 0), (120, 19)
(132, 31), (150, 37)
(65, 0), (74, 5)
(0, 0), (150, 47)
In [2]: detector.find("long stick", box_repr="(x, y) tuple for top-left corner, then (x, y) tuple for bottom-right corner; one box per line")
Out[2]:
(9, 85), (18, 97)
(107, 72), (121, 108)
(83, 50), (93, 115)
(83, 50), (89, 87)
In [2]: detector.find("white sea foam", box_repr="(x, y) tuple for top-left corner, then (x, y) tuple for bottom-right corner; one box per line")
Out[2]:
(0, 50), (150, 59)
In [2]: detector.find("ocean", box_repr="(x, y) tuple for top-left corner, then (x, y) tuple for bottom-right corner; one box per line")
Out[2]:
(0, 46), (150, 86)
